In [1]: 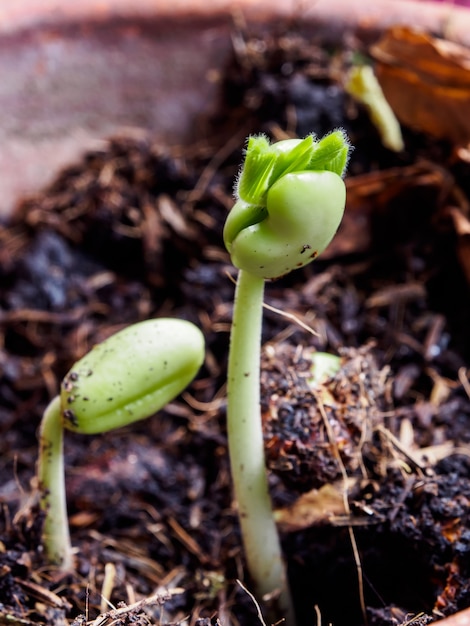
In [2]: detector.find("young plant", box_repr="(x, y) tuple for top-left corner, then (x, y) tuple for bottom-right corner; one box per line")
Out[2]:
(224, 131), (350, 622)
(38, 318), (204, 570)
(345, 64), (404, 152)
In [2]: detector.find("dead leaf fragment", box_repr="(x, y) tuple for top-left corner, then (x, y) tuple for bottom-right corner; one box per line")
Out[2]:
(274, 480), (352, 532)
(371, 26), (470, 145)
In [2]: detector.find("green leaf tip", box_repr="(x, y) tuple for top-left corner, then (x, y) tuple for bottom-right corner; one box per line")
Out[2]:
(308, 129), (351, 177)
(269, 135), (315, 183)
(61, 318), (205, 434)
(224, 131), (351, 279)
(235, 135), (277, 205)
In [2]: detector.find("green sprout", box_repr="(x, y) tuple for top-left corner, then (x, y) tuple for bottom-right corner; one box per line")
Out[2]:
(345, 64), (404, 152)
(308, 351), (342, 387)
(38, 318), (205, 570)
(224, 131), (350, 622)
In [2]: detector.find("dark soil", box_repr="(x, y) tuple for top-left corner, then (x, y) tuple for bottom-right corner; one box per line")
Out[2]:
(1, 26), (470, 626)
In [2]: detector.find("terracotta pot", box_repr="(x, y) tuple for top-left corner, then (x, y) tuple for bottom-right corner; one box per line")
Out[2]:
(1, 0), (470, 218)
(2, 3), (470, 625)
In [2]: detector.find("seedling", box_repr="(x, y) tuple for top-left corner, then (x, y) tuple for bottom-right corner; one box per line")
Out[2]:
(38, 318), (204, 570)
(346, 64), (404, 152)
(224, 131), (350, 622)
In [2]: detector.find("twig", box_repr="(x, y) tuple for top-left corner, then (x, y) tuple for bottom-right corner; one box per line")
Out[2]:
(236, 579), (268, 626)
(314, 391), (368, 626)
(459, 367), (470, 400)
(86, 589), (183, 626)
(262, 302), (319, 337)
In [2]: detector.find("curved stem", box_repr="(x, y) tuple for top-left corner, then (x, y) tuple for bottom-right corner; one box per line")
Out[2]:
(227, 269), (295, 623)
(37, 395), (73, 570)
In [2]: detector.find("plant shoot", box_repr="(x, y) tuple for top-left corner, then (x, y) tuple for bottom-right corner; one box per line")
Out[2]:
(224, 131), (350, 623)
(38, 318), (205, 570)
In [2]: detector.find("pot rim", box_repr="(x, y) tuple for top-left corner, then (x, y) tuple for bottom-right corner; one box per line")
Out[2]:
(2, 0), (470, 219)
(1, 0), (470, 45)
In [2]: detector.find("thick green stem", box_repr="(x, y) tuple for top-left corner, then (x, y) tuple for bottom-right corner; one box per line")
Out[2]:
(37, 396), (73, 570)
(227, 269), (295, 622)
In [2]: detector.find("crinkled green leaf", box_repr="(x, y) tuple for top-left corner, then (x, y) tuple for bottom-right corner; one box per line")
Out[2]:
(236, 135), (277, 204)
(307, 129), (350, 177)
(269, 135), (315, 186)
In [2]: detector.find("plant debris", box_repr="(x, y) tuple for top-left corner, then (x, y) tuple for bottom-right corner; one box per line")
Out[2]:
(372, 26), (470, 145)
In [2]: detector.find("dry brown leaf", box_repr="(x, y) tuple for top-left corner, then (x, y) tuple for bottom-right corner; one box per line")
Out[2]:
(371, 26), (470, 145)
(274, 480), (353, 532)
(411, 442), (470, 467)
